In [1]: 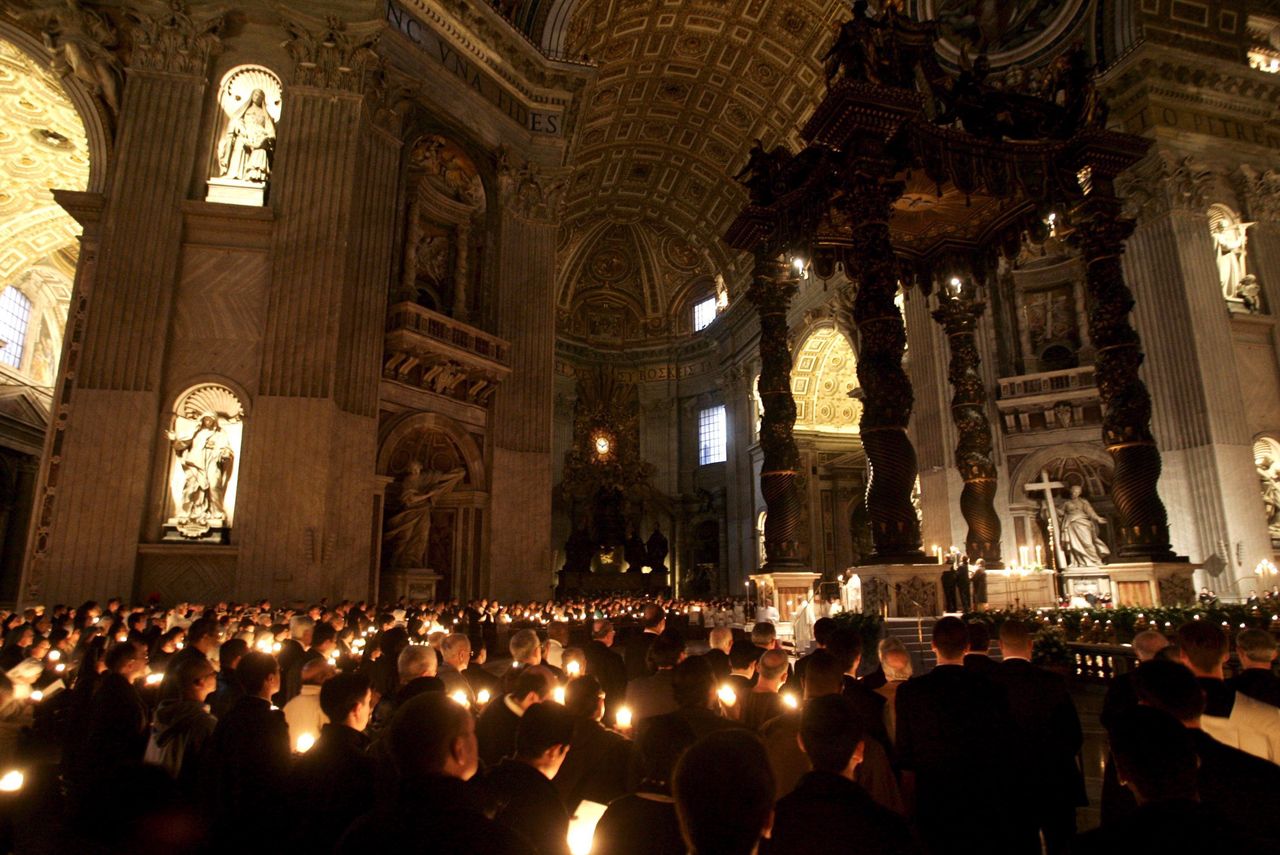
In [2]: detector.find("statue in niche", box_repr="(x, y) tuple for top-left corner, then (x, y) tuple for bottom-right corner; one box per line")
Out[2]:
(1256, 452), (1280, 538)
(646, 525), (669, 573)
(167, 411), (234, 535)
(418, 234), (452, 291)
(384, 463), (466, 569)
(1058, 484), (1111, 567)
(623, 529), (647, 572)
(1052, 401), (1073, 429)
(217, 88), (275, 183)
(1212, 215), (1254, 300)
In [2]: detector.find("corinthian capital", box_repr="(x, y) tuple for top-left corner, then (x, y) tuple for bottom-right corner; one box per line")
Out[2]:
(125, 1), (224, 75)
(279, 11), (381, 93)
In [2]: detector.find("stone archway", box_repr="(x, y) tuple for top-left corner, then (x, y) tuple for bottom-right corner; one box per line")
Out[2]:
(377, 413), (488, 600)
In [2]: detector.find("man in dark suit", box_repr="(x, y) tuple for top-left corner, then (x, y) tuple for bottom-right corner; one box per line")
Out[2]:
(963, 620), (999, 678)
(623, 604), (666, 682)
(274, 615), (313, 705)
(1229, 627), (1280, 707)
(84, 641), (150, 785)
(476, 666), (555, 767)
(992, 619), (1086, 855)
(1099, 629), (1170, 823)
(160, 615), (219, 700)
(584, 619), (627, 724)
(941, 560), (958, 613)
(954, 555), (972, 612)
(337, 693), (524, 854)
(895, 616), (1020, 854)
(701, 626), (733, 682)
(827, 628), (890, 753)
(554, 675), (631, 814)
(481, 701), (576, 854)
(206, 651), (292, 843)
(623, 634), (684, 724)
(793, 617), (835, 693)
(639, 656), (744, 744)
(1133, 658), (1280, 849)
(769, 695), (920, 855)
(287, 672), (377, 849)
(1077, 706), (1242, 854)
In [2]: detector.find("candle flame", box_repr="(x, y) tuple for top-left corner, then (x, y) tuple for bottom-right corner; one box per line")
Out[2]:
(615, 706), (633, 729)
(476, 688), (491, 705)
(0, 770), (23, 793)
(717, 685), (737, 706)
(295, 733), (316, 753)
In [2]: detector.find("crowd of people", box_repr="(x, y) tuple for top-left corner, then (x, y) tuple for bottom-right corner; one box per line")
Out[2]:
(0, 595), (1277, 854)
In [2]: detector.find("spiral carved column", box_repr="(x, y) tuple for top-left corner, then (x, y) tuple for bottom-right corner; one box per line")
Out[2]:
(932, 293), (1003, 566)
(748, 255), (806, 569)
(845, 177), (928, 563)
(1071, 195), (1176, 560)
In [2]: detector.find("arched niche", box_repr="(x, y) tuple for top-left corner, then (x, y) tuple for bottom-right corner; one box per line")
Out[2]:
(205, 64), (282, 206)
(791, 326), (861, 434)
(377, 412), (487, 599)
(1253, 436), (1280, 541)
(397, 133), (488, 322)
(1208, 203), (1260, 310)
(161, 383), (246, 541)
(1008, 443), (1116, 567)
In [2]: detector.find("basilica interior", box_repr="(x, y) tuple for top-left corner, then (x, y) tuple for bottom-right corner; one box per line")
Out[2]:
(2, 0), (1280, 610)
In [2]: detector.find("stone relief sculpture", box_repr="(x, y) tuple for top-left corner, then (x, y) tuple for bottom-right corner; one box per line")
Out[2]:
(206, 66), (282, 205)
(383, 463), (466, 569)
(1254, 439), (1280, 539)
(164, 385), (243, 539)
(1209, 205), (1254, 301)
(27, 0), (122, 114)
(1058, 484), (1111, 567)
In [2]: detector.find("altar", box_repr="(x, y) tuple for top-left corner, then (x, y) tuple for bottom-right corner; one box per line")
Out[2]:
(749, 571), (821, 622)
(1062, 562), (1198, 607)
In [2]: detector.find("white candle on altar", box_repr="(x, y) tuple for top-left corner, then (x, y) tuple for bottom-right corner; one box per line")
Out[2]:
(1019, 545), (1029, 567)
(1035, 545), (1042, 567)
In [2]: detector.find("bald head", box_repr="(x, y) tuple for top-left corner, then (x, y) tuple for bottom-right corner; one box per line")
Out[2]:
(709, 627), (733, 654)
(758, 648), (789, 684)
(1132, 630), (1170, 662)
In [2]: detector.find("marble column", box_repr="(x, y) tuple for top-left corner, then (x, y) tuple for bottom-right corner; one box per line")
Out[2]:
(844, 177), (928, 563)
(236, 18), (396, 602)
(488, 165), (560, 600)
(932, 289), (1003, 565)
(1071, 181), (1176, 560)
(747, 254), (805, 570)
(26, 22), (217, 605)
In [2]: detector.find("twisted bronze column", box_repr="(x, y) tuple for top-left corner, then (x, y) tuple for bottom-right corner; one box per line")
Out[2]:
(747, 254), (806, 570)
(1071, 191), (1175, 560)
(932, 288), (1003, 566)
(845, 177), (928, 563)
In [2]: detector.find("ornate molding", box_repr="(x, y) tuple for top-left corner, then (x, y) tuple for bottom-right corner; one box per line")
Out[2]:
(125, 1), (223, 76)
(1115, 151), (1214, 221)
(497, 146), (566, 223)
(1235, 164), (1280, 224)
(279, 12), (380, 93)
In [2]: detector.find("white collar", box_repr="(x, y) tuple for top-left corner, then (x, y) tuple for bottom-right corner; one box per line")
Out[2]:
(504, 694), (526, 717)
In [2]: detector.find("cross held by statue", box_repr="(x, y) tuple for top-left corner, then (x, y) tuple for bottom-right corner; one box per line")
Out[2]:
(1025, 470), (1067, 573)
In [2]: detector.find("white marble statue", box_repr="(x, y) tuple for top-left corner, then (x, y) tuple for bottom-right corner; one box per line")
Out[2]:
(217, 88), (275, 183)
(1213, 218), (1253, 300)
(1058, 484), (1111, 567)
(167, 411), (234, 530)
(1257, 454), (1280, 537)
(383, 463), (466, 569)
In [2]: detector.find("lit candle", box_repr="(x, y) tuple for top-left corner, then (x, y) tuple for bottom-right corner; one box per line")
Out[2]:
(615, 706), (633, 730)
(566, 660), (581, 677)
(30, 690), (43, 703)
(1019, 546), (1029, 567)
(295, 733), (316, 753)
(476, 688), (491, 705)
(717, 685), (737, 706)
(145, 673), (163, 686)
(781, 692), (799, 710)
(1034, 545), (1042, 567)
(449, 690), (470, 707)
(553, 686), (566, 705)
(0, 770), (23, 793)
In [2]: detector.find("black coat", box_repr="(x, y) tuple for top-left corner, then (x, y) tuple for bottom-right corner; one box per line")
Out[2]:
(481, 758), (571, 855)
(288, 724), (378, 850)
(84, 672), (149, 779)
(894, 665), (1018, 853)
(989, 659), (1086, 807)
(553, 718), (632, 814)
(623, 631), (662, 682)
(585, 640), (628, 719)
(1228, 668), (1280, 708)
(476, 696), (522, 767)
(204, 695), (291, 840)
(1074, 799), (1242, 854)
(338, 774), (526, 854)
(769, 771), (920, 855)
(593, 792), (683, 855)
(1190, 728), (1280, 849)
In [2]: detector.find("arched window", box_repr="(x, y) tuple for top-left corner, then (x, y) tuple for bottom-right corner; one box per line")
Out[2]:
(0, 286), (32, 369)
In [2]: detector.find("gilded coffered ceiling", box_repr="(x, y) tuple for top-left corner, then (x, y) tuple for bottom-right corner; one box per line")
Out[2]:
(556, 0), (847, 337)
(0, 38), (87, 294)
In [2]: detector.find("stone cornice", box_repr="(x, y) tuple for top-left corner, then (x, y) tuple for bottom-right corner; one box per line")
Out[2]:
(1102, 40), (1280, 125)
(394, 0), (592, 107)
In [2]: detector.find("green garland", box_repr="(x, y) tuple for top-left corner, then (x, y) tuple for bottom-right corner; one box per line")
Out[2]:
(830, 611), (885, 661)
(964, 604), (1280, 645)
